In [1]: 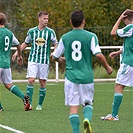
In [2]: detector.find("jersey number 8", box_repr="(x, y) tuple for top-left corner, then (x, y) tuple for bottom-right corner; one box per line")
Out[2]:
(72, 41), (82, 61)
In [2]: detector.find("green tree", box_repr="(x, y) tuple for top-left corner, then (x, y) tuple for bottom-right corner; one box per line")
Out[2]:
(0, 0), (131, 71)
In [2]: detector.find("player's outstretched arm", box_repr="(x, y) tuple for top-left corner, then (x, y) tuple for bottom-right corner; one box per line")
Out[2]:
(96, 53), (113, 75)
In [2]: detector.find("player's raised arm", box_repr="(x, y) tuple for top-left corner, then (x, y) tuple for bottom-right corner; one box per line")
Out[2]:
(111, 9), (131, 36)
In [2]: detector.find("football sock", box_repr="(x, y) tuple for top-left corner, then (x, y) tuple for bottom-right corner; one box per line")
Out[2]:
(83, 105), (93, 121)
(69, 114), (80, 133)
(112, 93), (123, 117)
(0, 101), (3, 109)
(26, 84), (34, 105)
(10, 85), (24, 99)
(38, 88), (46, 106)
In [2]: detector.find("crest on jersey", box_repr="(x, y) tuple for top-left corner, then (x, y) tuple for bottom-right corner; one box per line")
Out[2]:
(35, 38), (45, 46)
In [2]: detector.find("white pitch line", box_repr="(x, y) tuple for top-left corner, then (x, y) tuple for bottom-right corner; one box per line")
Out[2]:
(0, 124), (25, 133)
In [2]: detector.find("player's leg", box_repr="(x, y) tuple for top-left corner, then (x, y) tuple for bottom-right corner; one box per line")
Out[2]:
(112, 84), (124, 117)
(64, 78), (80, 133)
(5, 83), (30, 111)
(5, 84), (25, 99)
(26, 62), (37, 109)
(101, 64), (133, 120)
(36, 79), (46, 110)
(0, 101), (3, 111)
(100, 84), (124, 121)
(26, 78), (35, 109)
(69, 106), (80, 133)
(0, 70), (3, 111)
(36, 64), (49, 110)
(83, 104), (93, 133)
(2, 68), (30, 110)
(81, 84), (94, 133)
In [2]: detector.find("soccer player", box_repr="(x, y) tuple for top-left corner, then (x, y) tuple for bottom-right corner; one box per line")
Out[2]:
(52, 10), (113, 133)
(101, 9), (133, 121)
(0, 13), (30, 111)
(12, 11), (58, 110)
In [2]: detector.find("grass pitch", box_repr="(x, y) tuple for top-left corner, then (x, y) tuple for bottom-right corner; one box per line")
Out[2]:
(0, 82), (132, 133)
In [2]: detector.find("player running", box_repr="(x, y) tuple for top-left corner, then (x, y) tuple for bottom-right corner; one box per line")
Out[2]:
(52, 10), (113, 133)
(0, 13), (30, 111)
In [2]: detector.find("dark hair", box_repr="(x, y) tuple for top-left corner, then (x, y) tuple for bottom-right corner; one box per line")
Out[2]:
(123, 10), (133, 21)
(38, 11), (49, 18)
(70, 10), (84, 27)
(0, 13), (6, 25)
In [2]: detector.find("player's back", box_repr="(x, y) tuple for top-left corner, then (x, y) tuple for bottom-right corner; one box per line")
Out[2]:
(0, 27), (13, 68)
(62, 29), (95, 84)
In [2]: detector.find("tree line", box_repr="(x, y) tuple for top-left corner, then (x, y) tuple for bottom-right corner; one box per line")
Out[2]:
(0, 0), (132, 70)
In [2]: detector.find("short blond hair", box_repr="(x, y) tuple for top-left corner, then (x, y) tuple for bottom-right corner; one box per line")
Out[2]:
(38, 11), (49, 18)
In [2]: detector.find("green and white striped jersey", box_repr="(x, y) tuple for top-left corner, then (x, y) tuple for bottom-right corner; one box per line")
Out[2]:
(0, 27), (19, 68)
(53, 29), (101, 84)
(25, 26), (58, 64)
(117, 24), (133, 67)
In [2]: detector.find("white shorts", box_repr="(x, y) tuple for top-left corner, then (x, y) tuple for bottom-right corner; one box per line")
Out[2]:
(0, 68), (12, 84)
(116, 63), (133, 87)
(64, 78), (94, 106)
(26, 62), (49, 80)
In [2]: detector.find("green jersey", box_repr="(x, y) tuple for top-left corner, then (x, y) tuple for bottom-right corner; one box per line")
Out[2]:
(117, 24), (133, 67)
(0, 27), (19, 68)
(53, 29), (101, 84)
(25, 26), (58, 64)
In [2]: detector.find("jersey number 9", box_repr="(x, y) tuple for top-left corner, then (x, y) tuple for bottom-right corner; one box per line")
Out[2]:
(5, 36), (10, 51)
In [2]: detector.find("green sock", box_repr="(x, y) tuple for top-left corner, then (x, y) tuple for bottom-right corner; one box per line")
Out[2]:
(0, 101), (3, 109)
(83, 105), (93, 121)
(38, 88), (46, 106)
(10, 85), (24, 99)
(26, 84), (34, 105)
(112, 93), (123, 117)
(69, 114), (80, 133)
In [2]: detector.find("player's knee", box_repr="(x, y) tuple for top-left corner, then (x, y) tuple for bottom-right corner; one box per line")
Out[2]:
(39, 79), (46, 88)
(28, 78), (35, 84)
(4, 84), (12, 90)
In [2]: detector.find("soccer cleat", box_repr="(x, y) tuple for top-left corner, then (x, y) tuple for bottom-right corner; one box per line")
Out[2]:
(36, 105), (42, 110)
(23, 95), (30, 111)
(29, 105), (33, 110)
(101, 114), (119, 121)
(0, 108), (3, 112)
(83, 118), (92, 133)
